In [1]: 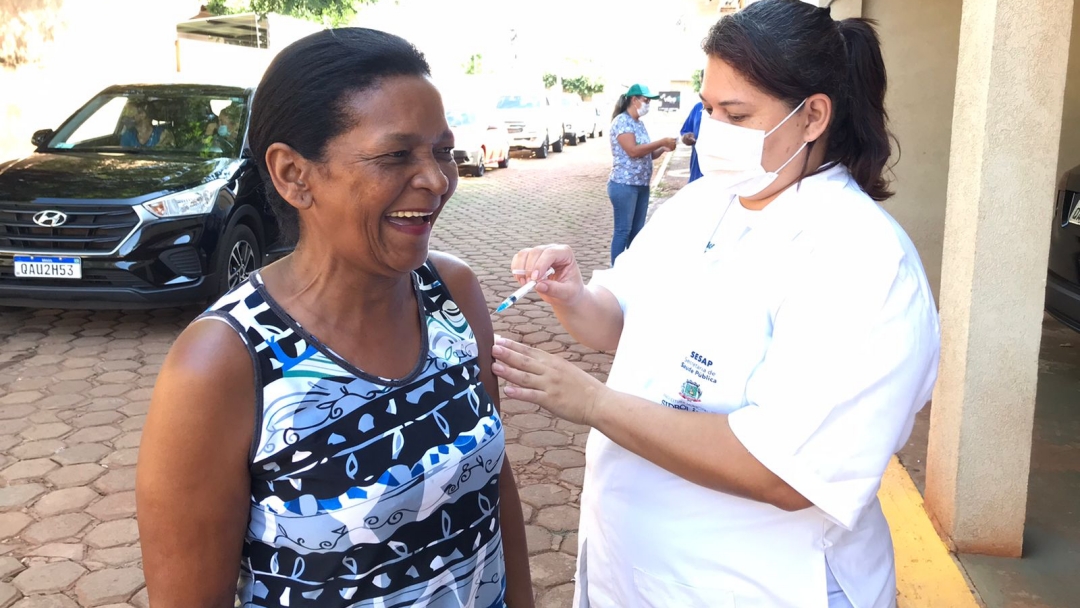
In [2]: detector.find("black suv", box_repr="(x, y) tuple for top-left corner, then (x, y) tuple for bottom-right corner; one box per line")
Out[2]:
(0, 84), (287, 309)
(1047, 165), (1080, 330)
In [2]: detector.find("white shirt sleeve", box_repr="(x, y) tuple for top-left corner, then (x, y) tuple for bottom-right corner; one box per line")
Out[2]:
(588, 198), (679, 312)
(727, 239), (940, 530)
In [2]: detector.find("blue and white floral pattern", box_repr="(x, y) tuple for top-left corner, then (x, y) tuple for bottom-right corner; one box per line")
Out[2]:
(609, 112), (653, 186)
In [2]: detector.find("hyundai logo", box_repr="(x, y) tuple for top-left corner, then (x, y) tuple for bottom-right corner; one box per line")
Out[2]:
(32, 210), (68, 228)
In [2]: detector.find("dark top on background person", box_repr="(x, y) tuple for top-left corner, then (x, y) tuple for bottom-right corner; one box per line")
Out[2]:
(680, 101), (704, 182)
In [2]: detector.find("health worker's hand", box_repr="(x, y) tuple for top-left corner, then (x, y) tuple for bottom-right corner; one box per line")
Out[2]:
(510, 245), (586, 307)
(491, 337), (610, 427)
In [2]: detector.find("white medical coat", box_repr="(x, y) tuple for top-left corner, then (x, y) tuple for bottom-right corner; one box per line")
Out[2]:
(576, 164), (941, 608)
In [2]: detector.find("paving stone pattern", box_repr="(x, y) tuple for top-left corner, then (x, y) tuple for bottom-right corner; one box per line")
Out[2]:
(0, 131), (684, 605)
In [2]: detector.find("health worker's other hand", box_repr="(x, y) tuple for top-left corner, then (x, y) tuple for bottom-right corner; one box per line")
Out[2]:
(510, 245), (585, 307)
(681, 133), (696, 146)
(491, 337), (609, 427)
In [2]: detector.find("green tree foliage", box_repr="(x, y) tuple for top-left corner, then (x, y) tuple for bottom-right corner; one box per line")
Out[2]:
(542, 73), (558, 89)
(463, 53), (483, 75)
(692, 69), (704, 94)
(561, 76), (604, 98)
(206, 0), (371, 26)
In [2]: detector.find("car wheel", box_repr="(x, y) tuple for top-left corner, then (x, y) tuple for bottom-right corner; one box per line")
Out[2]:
(534, 138), (549, 159)
(498, 154), (510, 169)
(568, 133), (578, 146)
(578, 133), (587, 144)
(471, 162), (486, 177)
(552, 133), (564, 153)
(217, 223), (261, 296)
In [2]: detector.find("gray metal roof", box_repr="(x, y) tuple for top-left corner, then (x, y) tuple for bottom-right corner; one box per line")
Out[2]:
(176, 13), (269, 49)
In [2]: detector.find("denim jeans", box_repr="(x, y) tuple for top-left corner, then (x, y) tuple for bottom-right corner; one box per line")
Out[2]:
(608, 181), (650, 264)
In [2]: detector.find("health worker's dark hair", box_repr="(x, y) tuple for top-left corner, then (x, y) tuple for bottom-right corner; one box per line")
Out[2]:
(704, 0), (894, 200)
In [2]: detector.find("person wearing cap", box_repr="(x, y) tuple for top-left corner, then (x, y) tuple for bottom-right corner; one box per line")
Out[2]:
(490, 1), (941, 606)
(606, 84), (677, 265)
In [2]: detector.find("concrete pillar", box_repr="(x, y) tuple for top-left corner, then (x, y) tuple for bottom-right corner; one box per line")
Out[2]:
(926, 0), (1074, 557)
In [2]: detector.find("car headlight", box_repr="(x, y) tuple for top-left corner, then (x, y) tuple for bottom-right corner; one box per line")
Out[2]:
(142, 179), (228, 218)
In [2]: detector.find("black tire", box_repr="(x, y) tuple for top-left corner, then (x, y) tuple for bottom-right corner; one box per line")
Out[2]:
(497, 154), (510, 169)
(578, 134), (587, 144)
(534, 138), (549, 159)
(552, 133), (564, 153)
(217, 223), (261, 297)
(568, 133), (578, 146)
(471, 162), (485, 177)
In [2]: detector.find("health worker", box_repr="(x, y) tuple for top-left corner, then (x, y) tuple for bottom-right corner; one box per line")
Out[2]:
(489, 1), (941, 607)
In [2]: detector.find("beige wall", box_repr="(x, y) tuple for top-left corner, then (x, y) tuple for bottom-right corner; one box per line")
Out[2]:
(869, 0), (1080, 297)
(1059, 2), (1080, 181)
(866, 0), (963, 299)
(828, 0), (863, 21)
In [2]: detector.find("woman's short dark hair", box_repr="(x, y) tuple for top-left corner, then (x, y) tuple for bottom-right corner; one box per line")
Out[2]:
(248, 28), (431, 243)
(703, 0), (894, 201)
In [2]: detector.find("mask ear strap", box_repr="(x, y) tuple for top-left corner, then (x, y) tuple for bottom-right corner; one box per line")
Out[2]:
(773, 141), (809, 175)
(765, 99), (808, 137)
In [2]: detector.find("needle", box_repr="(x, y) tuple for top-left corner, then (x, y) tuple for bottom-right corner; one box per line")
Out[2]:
(495, 268), (555, 313)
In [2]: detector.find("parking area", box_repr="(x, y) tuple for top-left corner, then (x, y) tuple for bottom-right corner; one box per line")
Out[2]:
(0, 131), (626, 607)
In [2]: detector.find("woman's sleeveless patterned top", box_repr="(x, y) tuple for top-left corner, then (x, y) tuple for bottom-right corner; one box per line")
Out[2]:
(201, 261), (507, 607)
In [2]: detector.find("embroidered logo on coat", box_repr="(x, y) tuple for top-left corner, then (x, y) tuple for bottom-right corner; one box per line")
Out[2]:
(679, 380), (702, 403)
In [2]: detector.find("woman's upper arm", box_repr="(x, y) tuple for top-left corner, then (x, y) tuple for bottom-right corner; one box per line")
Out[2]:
(137, 318), (256, 608)
(429, 253), (501, 410)
(616, 132), (640, 157)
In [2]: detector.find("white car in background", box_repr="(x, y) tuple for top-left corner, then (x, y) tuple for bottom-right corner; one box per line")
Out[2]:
(445, 109), (510, 177)
(495, 93), (565, 158)
(558, 93), (595, 145)
(589, 103), (604, 139)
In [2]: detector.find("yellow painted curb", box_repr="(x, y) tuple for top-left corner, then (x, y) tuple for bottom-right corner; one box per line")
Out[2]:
(879, 456), (981, 608)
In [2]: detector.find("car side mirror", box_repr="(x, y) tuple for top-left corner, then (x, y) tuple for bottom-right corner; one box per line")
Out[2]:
(31, 129), (54, 148)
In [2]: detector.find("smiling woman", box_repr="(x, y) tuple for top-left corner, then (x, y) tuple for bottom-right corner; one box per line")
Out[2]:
(136, 28), (533, 608)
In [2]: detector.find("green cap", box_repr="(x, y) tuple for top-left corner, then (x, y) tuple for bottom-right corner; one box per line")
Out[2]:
(624, 84), (659, 99)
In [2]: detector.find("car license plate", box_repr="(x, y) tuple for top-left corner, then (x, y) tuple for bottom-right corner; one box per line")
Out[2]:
(13, 256), (82, 279)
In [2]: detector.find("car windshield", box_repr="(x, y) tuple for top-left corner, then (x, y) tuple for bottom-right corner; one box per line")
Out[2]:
(497, 95), (543, 109)
(445, 111), (478, 128)
(45, 91), (249, 158)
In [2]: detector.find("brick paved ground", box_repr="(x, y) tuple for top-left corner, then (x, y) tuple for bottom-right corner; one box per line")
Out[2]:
(0, 118), (692, 607)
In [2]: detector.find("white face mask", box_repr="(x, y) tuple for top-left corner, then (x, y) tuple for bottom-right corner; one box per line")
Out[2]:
(637, 100), (650, 117)
(695, 99), (809, 198)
